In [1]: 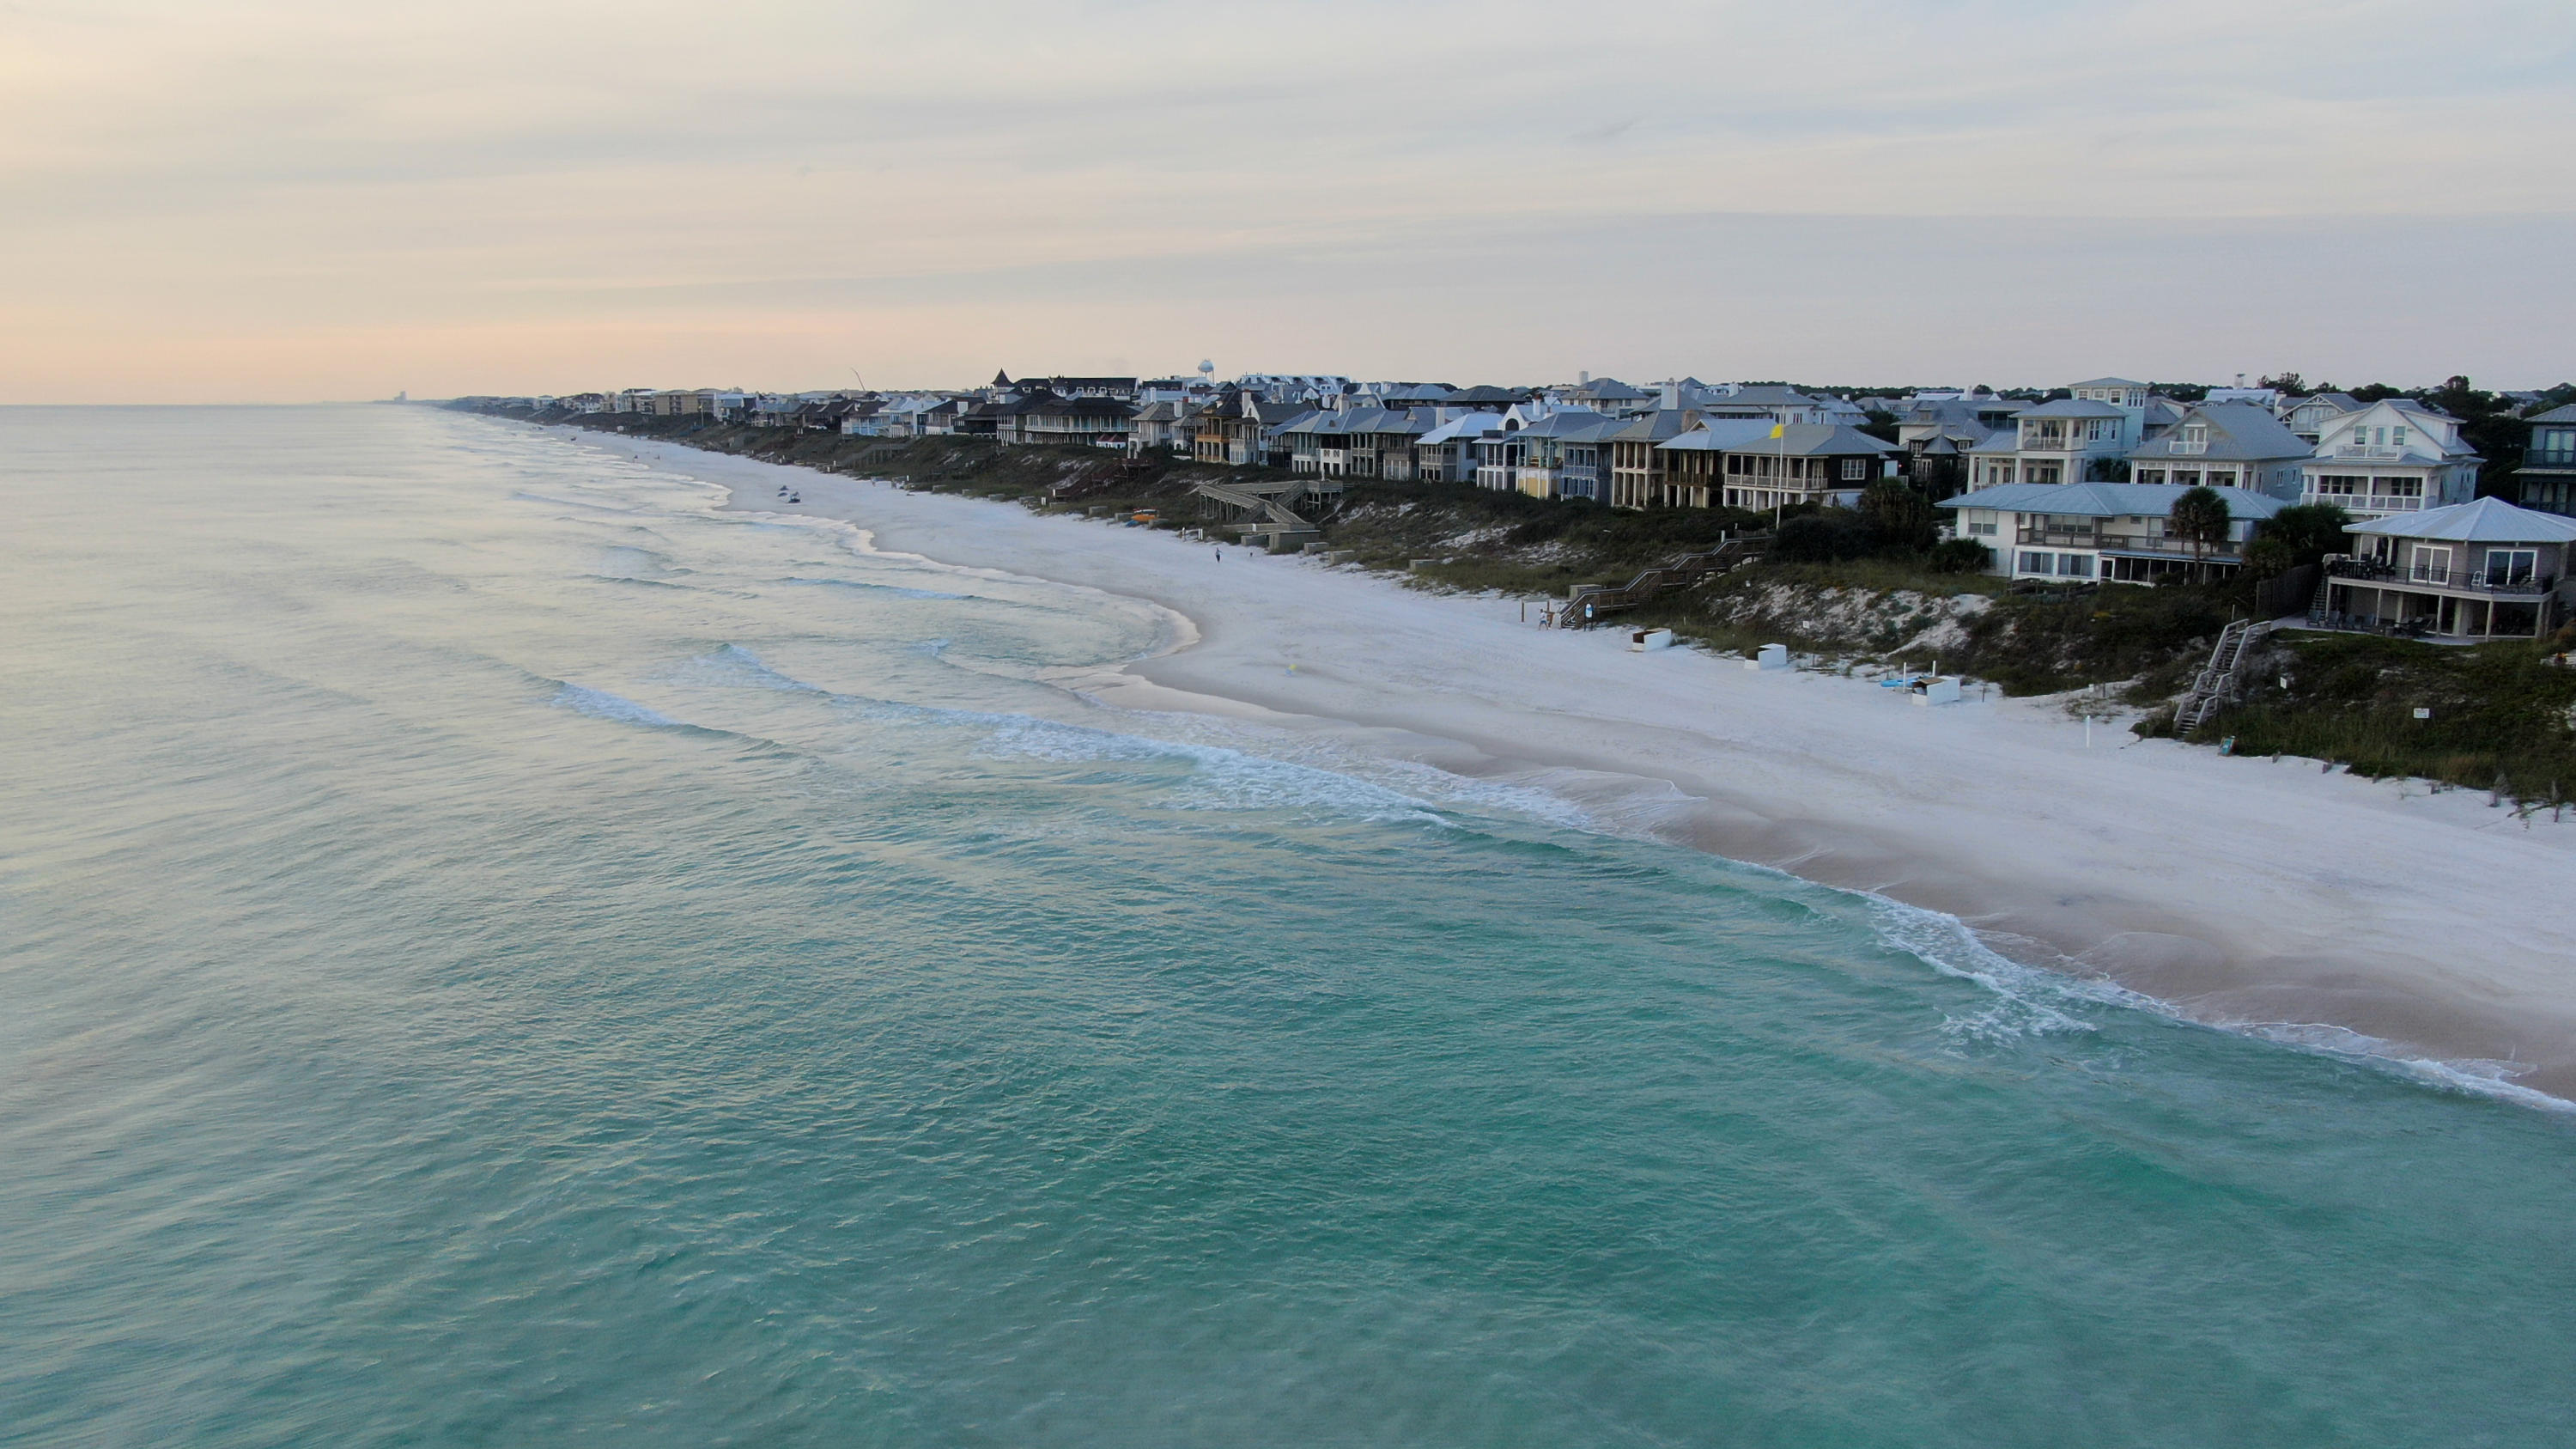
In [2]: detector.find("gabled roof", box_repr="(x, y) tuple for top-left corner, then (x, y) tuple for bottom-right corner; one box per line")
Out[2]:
(2129, 403), (2312, 462)
(1655, 419), (1783, 452)
(1702, 383), (1817, 407)
(2346, 496), (2576, 544)
(2289, 392), (2363, 414)
(1606, 408), (1704, 443)
(1417, 412), (1508, 444)
(2020, 398), (2130, 419)
(2322, 399), (2481, 459)
(2526, 403), (2576, 425)
(1657, 422), (1896, 457)
(2069, 376), (2148, 389)
(1935, 482), (2288, 520)
(1510, 408), (1614, 440)
(1446, 385), (1532, 405)
(1375, 384), (1456, 405)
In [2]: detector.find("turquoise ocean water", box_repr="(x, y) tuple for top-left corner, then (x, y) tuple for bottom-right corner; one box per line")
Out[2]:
(3, 405), (2573, 1447)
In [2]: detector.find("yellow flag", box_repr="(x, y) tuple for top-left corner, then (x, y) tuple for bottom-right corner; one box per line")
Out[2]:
(1770, 423), (1785, 439)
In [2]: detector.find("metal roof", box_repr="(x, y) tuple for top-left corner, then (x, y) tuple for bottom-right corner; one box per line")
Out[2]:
(2019, 399), (2130, 419)
(1657, 423), (1897, 457)
(1935, 482), (2288, 519)
(2346, 496), (2576, 544)
(2129, 403), (2312, 462)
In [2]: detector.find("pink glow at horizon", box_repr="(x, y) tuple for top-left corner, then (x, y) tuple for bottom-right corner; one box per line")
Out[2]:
(5, 0), (2573, 402)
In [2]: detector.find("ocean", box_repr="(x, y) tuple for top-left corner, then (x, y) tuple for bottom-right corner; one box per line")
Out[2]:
(3, 405), (2572, 1447)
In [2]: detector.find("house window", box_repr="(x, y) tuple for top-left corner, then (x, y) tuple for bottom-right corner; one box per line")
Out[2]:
(1841, 457), (1867, 481)
(2019, 551), (2055, 575)
(2391, 427), (2408, 447)
(2058, 554), (2094, 578)
(1969, 521), (1997, 536)
(2485, 549), (2537, 586)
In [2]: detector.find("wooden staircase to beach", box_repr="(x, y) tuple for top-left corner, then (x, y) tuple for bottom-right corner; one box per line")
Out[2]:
(1190, 478), (1323, 551)
(2173, 618), (2269, 736)
(1551, 533), (1771, 628)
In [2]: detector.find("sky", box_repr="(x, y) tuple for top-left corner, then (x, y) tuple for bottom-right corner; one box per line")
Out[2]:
(3, 0), (2573, 402)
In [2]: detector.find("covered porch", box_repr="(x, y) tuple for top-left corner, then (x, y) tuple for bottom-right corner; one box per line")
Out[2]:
(2314, 579), (2556, 640)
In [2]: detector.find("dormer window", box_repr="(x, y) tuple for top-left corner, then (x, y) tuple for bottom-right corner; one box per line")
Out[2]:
(2391, 426), (2408, 447)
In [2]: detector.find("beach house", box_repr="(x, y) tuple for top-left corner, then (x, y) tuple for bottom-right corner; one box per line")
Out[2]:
(2127, 403), (2314, 501)
(1506, 411), (1624, 500)
(1277, 407), (1429, 480)
(1192, 393), (1308, 466)
(2298, 399), (2481, 520)
(2322, 497), (2576, 638)
(2281, 393), (2366, 442)
(1692, 384), (1863, 428)
(1655, 422), (1900, 512)
(2067, 377), (2154, 407)
(1936, 482), (2287, 583)
(1126, 399), (1197, 454)
(1413, 413), (1506, 484)
(2514, 404), (2576, 517)
(1966, 398), (2144, 487)
(1604, 409), (1705, 508)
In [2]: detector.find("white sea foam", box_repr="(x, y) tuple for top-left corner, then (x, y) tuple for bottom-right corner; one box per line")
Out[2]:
(551, 683), (682, 728)
(665, 644), (829, 694)
(1853, 889), (2576, 1111)
(781, 575), (967, 600)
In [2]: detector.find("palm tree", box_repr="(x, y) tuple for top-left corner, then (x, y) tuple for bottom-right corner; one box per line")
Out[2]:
(2169, 485), (2233, 582)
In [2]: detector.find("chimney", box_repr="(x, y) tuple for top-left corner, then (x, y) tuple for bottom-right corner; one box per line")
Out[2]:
(1660, 379), (1680, 411)
(1579, 370), (1590, 386)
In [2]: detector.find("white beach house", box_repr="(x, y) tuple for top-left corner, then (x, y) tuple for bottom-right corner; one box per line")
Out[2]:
(1965, 398), (2143, 488)
(1937, 482), (2286, 583)
(2319, 497), (2576, 639)
(2298, 399), (2481, 520)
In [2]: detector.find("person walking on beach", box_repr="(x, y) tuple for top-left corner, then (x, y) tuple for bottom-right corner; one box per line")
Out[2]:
(1213, 547), (1222, 562)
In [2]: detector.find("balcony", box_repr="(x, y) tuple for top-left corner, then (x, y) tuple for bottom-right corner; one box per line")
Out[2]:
(2016, 527), (2097, 547)
(2096, 534), (2244, 559)
(2325, 558), (2555, 597)
(2332, 444), (2413, 461)
(2302, 491), (2424, 514)
(2016, 527), (2241, 557)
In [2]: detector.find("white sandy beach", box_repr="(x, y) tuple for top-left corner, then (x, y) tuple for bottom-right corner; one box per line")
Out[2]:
(586, 430), (2576, 1099)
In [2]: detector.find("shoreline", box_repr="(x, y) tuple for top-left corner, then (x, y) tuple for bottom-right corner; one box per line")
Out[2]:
(567, 425), (2576, 1103)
